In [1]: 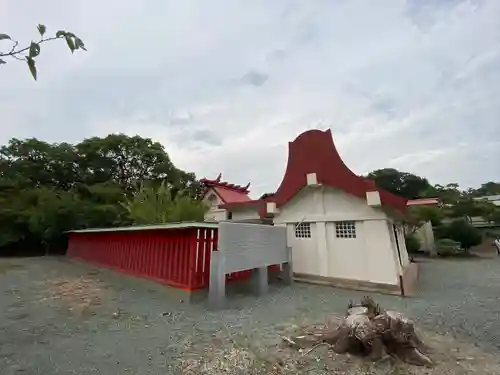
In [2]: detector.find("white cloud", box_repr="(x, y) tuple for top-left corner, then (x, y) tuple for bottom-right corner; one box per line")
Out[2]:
(1, 0), (499, 197)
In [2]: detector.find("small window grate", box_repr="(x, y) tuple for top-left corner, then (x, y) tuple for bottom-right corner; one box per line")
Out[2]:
(294, 222), (311, 238)
(335, 221), (356, 238)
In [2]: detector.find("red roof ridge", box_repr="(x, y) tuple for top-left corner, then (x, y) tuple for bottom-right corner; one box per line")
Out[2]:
(220, 129), (407, 216)
(200, 173), (250, 193)
(200, 174), (252, 204)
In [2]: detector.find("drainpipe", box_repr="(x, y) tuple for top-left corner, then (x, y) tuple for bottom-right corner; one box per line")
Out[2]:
(399, 275), (405, 297)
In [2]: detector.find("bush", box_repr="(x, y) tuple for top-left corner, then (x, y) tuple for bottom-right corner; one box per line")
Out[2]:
(433, 224), (450, 240)
(405, 233), (421, 254)
(446, 219), (482, 250)
(436, 238), (462, 256)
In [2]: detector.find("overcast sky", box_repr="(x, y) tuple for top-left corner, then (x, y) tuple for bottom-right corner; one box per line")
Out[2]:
(1, 0), (499, 197)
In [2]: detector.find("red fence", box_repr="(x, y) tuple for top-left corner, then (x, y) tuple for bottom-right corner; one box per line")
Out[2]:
(67, 225), (255, 290)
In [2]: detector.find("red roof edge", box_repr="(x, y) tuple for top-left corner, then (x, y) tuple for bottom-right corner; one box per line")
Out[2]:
(218, 129), (408, 217)
(200, 173), (250, 194)
(407, 198), (440, 206)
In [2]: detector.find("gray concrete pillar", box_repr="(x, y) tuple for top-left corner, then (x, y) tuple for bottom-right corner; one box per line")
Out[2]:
(209, 251), (226, 309)
(281, 246), (294, 285)
(251, 266), (269, 295)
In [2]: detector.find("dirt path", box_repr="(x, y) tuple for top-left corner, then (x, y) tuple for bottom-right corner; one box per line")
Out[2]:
(1, 257), (499, 374)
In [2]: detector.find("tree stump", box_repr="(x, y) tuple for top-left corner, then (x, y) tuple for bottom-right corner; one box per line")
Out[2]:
(282, 296), (433, 367)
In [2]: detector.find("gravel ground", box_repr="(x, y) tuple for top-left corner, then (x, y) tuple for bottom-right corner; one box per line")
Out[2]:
(1, 256), (500, 374)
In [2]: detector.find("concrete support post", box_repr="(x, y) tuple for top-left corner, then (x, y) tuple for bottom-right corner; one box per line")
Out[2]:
(252, 266), (269, 295)
(209, 251), (226, 309)
(281, 246), (294, 285)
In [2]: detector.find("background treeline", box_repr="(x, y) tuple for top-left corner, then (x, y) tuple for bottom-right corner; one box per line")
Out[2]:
(1, 135), (499, 257)
(0, 134), (207, 256)
(366, 169), (500, 256)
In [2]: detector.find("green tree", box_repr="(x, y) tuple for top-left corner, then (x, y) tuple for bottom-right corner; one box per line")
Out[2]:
(0, 135), (200, 255)
(366, 168), (435, 199)
(406, 205), (443, 230)
(75, 134), (183, 194)
(122, 181), (208, 224)
(404, 233), (421, 253)
(0, 138), (79, 190)
(433, 183), (463, 205)
(0, 24), (85, 80)
(440, 219), (482, 251)
(468, 182), (500, 197)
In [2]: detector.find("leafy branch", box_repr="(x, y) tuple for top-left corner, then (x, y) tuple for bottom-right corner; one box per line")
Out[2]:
(0, 24), (86, 80)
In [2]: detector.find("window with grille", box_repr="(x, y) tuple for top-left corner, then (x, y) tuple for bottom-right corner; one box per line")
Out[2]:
(335, 221), (356, 238)
(294, 222), (311, 238)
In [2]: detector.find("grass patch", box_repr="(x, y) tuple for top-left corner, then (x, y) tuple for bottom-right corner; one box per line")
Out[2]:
(0, 263), (25, 275)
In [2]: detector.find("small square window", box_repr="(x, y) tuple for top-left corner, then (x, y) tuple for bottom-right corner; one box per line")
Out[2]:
(295, 222), (311, 238)
(335, 221), (356, 238)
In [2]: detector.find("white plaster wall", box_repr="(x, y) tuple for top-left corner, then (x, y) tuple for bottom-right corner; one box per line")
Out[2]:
(202, 189), (222, 206)
(285, 222), (319, 275)
(274, 186), (387, 225)
(361, 220), (400, 284)
(415, 221), (435, 252)
(275, 186), (400, 286)
(203, 189), (227, 222)
(325, 221), (368, 280)
(396, 225), (410, 267)
(204, 208), (227, 222)
(231, 208), (261, 221)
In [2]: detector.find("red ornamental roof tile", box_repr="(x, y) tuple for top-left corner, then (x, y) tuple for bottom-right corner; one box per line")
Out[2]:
(213, 186), (252, 204)
(221, 129), (407, 216)
(200, 174), (252, 204)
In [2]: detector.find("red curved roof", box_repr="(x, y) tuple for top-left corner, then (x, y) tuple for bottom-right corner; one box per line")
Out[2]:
(200, 174), (252, 204)
(221, 129), (407, 215)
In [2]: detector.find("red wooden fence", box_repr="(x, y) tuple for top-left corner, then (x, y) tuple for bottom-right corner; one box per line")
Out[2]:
(67, 224), (257, 290)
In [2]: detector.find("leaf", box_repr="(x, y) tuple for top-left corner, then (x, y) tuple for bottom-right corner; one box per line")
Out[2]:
(0, 59), (6, 64)
(28, 42), (40, 58)
(26, 57), (37, 81)
(0, 33), (11, 40)
(74, 37), (87, 51)
(65, 36), (75, 53)
(37, 24), (46, 36)
(55, 30), (66, 38)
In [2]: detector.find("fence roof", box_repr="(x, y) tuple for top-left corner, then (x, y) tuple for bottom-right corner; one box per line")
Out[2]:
(67, 221), (218, 234)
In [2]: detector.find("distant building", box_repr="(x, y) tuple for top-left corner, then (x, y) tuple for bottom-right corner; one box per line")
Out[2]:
(471, 195), (500, 228)
(406, 198), (439, 254)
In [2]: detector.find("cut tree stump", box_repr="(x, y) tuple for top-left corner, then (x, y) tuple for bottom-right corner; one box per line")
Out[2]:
(281, 296), (433, 367)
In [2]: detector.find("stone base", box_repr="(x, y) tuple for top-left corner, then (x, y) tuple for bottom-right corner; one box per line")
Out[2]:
(293, 265), (419, 296)
(400, 262), (419, 296)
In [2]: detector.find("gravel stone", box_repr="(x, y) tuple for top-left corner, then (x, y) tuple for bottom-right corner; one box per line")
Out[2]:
(1, 256), (499, 374)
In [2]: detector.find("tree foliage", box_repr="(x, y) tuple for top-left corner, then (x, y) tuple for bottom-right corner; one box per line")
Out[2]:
(436, 220), (482, 251)
(367, 168), (500, 229)
(404, 233), (421, 254)
(405, 205), (443, 231)
(0, 24), (85, 80)
(366, 168), (434, 200)
(0, 134), (201, 255)
(121, 181), (208, 225)
(435, 238), (462, 256)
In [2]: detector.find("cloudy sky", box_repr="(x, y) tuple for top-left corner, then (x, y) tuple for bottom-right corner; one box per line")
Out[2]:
(1, 0), (499, 197)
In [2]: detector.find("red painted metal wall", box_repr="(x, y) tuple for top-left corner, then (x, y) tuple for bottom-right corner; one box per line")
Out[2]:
(67, 226), (262, 290)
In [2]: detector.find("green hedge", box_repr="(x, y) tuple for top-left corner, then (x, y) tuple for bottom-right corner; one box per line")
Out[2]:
(436, 238), (462, 256)
(405, 233), (421, 253)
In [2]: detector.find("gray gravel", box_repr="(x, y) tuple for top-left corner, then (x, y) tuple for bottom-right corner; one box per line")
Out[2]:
(1, 256), (499, 374)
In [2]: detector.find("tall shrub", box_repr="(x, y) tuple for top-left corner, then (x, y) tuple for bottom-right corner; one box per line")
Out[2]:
(444, 219), (482, 251)
(122, 181), (208, 224)
(404, 233), (421, 253)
